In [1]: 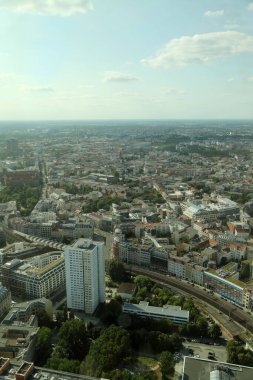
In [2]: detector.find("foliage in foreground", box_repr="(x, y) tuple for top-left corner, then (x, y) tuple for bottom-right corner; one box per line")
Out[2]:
(80, 325), (131, 377)
(227, 340), (253, 366)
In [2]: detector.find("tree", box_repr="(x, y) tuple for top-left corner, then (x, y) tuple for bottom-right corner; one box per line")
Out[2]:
(107, 370), (157, 380)
(196, 316), (208, 337)
(46, 356), (80, 374)
(134, 275), (153, 291)
(106, 369), (157, 380)
(239, 262), (251, 281)
(100, 299), (122, 325)
(80, 325), (131, 377)
(208, 324), (222, 340)
(56, 319), (90, 361)
(0, 237), (6, 248)
(108, 259), (126, 282)
(34, 327), (52, 366)
(160, 351), (175, 380)
(36, 309), (52, 328)
(226, 340), (253, 366)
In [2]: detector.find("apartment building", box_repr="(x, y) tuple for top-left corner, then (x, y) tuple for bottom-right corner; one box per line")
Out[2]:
(2, 298), (52, 326)
(1, 252), (65, 299)
(0, 286), (11, 320)
(64, 239), (105, 314)
(204, 270), (244, 305)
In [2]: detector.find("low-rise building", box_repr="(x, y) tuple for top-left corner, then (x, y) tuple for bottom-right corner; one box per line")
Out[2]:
(123, 301), (189, 325)
(2, 298), (52, 326)
(182, 356), (253, 380)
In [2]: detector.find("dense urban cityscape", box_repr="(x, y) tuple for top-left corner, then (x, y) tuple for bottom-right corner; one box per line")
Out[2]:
(1, 0), (253, 379)
(0, 120), (253, 379)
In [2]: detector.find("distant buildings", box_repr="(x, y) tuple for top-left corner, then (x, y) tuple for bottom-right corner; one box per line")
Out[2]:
(182, 197), (240, 222)
(64, 238), (105, 314)
(6, 139), (19, 157)
(3, 168), (41, 187)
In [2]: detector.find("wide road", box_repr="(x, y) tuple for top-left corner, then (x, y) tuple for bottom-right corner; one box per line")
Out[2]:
(126, 266), (253, 335)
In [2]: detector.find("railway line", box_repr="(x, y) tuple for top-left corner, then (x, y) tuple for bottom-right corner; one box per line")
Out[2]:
(126, 265), (253, 335)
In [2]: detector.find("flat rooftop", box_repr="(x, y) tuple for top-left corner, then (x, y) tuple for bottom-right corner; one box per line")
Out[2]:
(123, 301), (189, 319)
(183, 356), (253, 380)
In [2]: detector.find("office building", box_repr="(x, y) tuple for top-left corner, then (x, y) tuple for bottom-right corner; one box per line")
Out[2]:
(123, 301), (189, 325)
(64, 239), (105, 314)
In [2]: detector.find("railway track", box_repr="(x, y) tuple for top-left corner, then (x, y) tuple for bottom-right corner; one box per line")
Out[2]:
(126, 266), (253, 334)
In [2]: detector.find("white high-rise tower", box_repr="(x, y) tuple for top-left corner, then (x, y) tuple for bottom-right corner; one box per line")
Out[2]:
(64, 239), (105, 314)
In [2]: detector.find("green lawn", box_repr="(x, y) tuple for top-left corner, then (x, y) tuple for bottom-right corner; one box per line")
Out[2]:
(137, 356), (159, 369)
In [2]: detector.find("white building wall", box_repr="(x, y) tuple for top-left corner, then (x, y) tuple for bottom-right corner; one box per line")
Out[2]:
(64, 239), (105, 314)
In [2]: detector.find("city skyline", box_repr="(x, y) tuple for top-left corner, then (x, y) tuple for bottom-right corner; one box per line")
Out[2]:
(0, 0), (253, 120)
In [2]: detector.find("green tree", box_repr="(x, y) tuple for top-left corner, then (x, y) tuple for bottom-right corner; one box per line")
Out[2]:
(226, 340), (253, 366)
(100, 299), (122, 325)
(196, 316), (208, 337)
(208, 324), (222, 340)
(80, 325), (131, 377)
(134, 275), (153, 291)
(239, 262), (251, 281)
(160, 351), (175, 380)
(56, 319), (90, 361)
(108, 259), (126, 282)
(0, 237), (6, 248)
(34, 327), (52, 366)
(36, 309), (52, 328)
(107, 370), (157, 380)
(46, 356), (80, 373)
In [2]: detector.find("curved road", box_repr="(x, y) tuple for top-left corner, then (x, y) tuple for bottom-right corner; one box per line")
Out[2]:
(127, 266), (253, 335)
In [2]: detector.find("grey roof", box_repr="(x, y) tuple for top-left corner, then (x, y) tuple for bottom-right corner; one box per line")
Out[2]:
(183, 357), (253, 380)
(123, 301), (189, 319)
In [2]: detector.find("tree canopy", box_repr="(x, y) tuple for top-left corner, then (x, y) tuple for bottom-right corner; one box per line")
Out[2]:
(108, 259), (126, 282)
(80, 325), (131, 377)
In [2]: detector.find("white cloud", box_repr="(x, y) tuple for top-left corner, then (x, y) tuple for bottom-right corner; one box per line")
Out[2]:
(204, 9), (224, 17)
(142, 31), (253, 69)
(248, 3), (253, 11)
(248, 76), (253, 82)
(22, 86), (54, 92)
(224, 24), (239, 30)
(79, 84), (94, 89)
(0, 72), (17, 80)
(0, 0), (93, 16)
(103, 71), (140, 83)
(165, 88), (187, 96)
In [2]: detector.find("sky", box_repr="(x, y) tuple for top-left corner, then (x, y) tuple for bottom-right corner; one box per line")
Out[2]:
(0, 0), (253, 120)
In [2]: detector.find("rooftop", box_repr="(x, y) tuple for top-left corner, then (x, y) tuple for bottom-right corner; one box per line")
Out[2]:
(123, 301), (189, 319)
(183, 356), (253, 380)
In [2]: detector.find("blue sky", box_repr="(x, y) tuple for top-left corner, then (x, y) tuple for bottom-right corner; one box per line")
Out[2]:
(0, 0), (253, 120)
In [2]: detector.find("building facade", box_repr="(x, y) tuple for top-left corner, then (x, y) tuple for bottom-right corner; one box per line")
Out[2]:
(64, 239), (105, 314)
(0, 286), (11, 319)
(1, 252), (65, 299)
